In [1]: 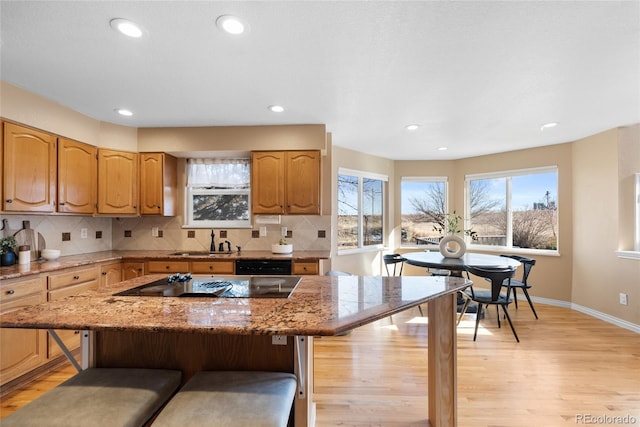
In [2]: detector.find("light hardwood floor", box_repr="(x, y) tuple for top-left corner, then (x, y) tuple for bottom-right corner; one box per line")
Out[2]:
(2, 303), (639, 426)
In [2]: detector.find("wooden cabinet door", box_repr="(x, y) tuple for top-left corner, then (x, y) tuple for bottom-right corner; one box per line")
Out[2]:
(122, 262), (145, 280)
(286, 150), (320, 214)
(3, 122), (56, 212)
(251, 151), (285, 214)
(47, 278), (98, 359)
(58, 137), (97, 214)
(97, 149), (138, 214)
(99, 261), (122, 289)
(0, 275), (47, 385)
(140, 152), (177, 216)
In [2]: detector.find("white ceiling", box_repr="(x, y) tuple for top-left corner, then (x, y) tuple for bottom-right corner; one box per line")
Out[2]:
(1, 1), (639, 160)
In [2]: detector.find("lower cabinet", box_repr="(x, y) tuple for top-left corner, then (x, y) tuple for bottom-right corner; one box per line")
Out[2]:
(0, 275), (47, 385)
(146, 261), (190, 274)
(46, 266), (99, 360)
(99, 261), (123, 289)
(122, 261), (145, 280)
(292, 260), (319, 275)
(191, 260), (235, 274)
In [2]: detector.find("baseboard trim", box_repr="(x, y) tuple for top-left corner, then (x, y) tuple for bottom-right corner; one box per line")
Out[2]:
(525, 295), (640, 334)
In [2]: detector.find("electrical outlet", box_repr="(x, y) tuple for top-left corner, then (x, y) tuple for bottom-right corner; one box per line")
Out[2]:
(152, 227), (159, 237)
(80, 228), (88, 238)
(259, 226), (267, 237)
(619, 293), (628, 305)
(281, 226), (287, 237)
(272, 335), (287, 345)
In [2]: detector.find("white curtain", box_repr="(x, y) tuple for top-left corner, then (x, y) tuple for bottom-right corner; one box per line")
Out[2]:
(187, 158), (250, 188)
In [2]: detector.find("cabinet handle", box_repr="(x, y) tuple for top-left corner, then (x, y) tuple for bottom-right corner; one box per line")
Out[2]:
(73, 275), (80, 280)
(101, 272), (107, 275)
(5, 199), (12, 203)
(209, 266), (213, 270)
(6, 289), (15, 295)
(165, 266), (170, 270)
(59, 202), (65, 206)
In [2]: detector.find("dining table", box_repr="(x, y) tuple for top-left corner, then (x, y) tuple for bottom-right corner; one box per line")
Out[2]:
(0, 273), (471, 427)
(402, 251), (521, 276)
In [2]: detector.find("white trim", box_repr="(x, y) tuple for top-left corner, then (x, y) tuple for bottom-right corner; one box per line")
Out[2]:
(338, 167), (389, 182)
(401, 176), (448, 182)
(615, 250), (640, 260)
(465, 165), (558, 181)
(337, 245), (384, 256)
(635, 173), (640, 252)
(525, 296), (640, 334)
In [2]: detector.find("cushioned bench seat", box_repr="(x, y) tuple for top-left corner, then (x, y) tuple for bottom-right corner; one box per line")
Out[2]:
(152, 371), (297, 427)
(2, 368), (182, 427)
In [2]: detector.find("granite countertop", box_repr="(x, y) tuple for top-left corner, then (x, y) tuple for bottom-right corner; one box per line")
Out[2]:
(0, 250), (331, 280)
(0, 274), (469, 336)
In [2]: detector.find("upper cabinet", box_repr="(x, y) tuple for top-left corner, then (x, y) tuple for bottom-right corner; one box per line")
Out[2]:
(139, 152), (177, 216)
(251, 150), (320, 215)
(251, 151), (285, 214)
(57, 137), (97, 214)
(97, 148), (138, 215)
(2, 122), (56, 212)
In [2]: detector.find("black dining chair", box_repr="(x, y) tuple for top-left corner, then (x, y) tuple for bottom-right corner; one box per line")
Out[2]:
(383, 253), (405, 276)
(458, 265), (519, 342)
(499, 255), (538, 319)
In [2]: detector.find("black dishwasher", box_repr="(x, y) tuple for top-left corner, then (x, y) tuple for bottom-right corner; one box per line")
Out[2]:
(235, 259), (292, 275)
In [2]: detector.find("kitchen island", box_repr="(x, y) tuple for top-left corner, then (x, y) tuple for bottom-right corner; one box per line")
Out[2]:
(0, 274), (470, 427)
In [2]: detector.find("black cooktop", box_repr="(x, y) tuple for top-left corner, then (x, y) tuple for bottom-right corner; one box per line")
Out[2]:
(114, 274), (302, 298)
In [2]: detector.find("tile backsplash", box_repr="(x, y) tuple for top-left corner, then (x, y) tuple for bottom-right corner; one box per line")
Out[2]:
(1, 214), (330, 256)
(1, 214), (112, 256)
(112, 215), (331, 252)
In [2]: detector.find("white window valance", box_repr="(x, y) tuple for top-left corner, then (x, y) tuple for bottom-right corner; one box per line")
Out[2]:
(187, 158), (250, 188)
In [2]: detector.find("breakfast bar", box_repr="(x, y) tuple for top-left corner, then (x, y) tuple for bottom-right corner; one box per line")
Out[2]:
(0, 274), (470, 427)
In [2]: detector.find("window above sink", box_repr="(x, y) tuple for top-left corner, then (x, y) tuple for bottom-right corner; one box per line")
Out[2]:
(185, 158), (251, 229)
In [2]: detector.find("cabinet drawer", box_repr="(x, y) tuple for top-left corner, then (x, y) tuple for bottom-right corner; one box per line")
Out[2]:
(48, 280), (98, 301)
(48, 266), (99, 290)
(147, 261), (190, 273)
(292, 261), (319, 275)
(1, 291), (46, 313)
(0, 275), (45, 306)
(191, 261), (235, 274)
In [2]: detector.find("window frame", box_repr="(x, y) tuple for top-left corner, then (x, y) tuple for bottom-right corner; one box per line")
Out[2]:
(464, 166), (559, 254)
(337, 168), (388, 254)
(635, 173), (640, 252)
(184, 158), (252, 229)
(400, 176), (449, 248)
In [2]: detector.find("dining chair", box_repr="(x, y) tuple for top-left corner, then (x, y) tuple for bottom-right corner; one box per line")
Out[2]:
(383, 253), (405, 276)
(458, 265), (519, 342)
(500, 255), (538, 319)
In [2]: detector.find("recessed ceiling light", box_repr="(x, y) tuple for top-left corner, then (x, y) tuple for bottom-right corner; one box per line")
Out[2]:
(438, 147), (448, 151)
(405, 124), (420, 131)
(110, 18), (143, 38)
(216, 15), (247, 35)
(268, 105), (284, 113)
(115, 108), (133, 117)
(540, 122), (558, 131)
